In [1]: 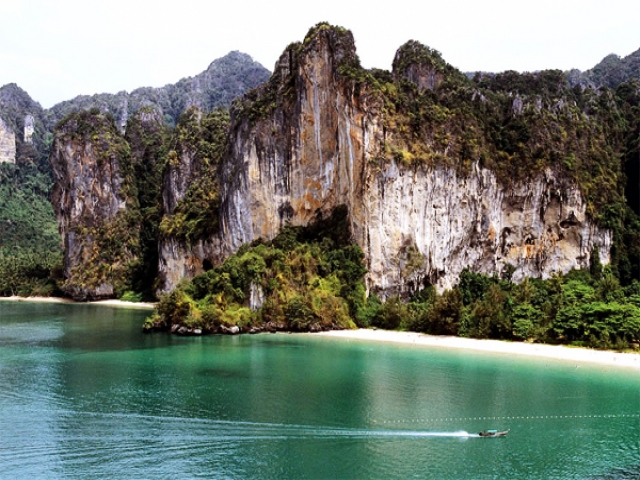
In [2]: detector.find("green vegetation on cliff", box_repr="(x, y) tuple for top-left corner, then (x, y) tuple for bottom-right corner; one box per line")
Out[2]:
(360, 37), (640, 287)
(569, 48), (640, 90)
(0, 163), (62, 296)
(367, 46), (625, 225)
(54, 109), (141, 299)
(159, 107), (230, 243)
(146, 206), (367, 332)
(124, 107), (170, 300)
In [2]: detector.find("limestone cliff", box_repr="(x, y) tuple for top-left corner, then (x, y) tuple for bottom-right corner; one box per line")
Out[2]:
(157, 108), (229, 292)
(362, 163), (610, 295)
(50, 111), (139, 300)
(158, 24), (613, 297)
(0, 116), (16, 164)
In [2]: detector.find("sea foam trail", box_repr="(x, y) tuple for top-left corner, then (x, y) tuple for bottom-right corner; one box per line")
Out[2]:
(4, 408), (479, 442)
(88, 412), (478, 438)
(334, 430), (474, 438)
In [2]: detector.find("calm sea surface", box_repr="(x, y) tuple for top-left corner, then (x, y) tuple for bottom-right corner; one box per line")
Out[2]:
(1, 301), (639, 479)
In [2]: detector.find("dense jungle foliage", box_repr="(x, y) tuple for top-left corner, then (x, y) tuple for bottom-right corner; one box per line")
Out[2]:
(158, 107), (230, 242)
(146, 207), (367, 333)
(0, 83), (61, 296)
(53, 110), (142, 299)
(0, 162), (62, 296)
(377, 266), (640, 351)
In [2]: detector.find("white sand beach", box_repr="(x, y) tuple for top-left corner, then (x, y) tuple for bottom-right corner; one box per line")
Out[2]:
(4, 297), (640, 368)
(1, 296), (156, 310)
(86, 299), (156, 309)
(315, 329), (640, 370)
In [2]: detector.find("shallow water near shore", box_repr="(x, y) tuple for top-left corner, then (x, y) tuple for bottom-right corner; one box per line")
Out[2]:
(1, 301), (639, 479)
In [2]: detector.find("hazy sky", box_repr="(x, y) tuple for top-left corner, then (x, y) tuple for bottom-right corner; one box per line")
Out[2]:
(1, 0), (638, 108)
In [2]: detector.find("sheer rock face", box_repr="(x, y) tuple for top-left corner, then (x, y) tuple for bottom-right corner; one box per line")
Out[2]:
(50, 114), (137, 300)
(0, 117), (16, 164)
(218, 28), (381, 257)
(363, 163), (610, 296)
(158, 236), (219, 294)
(158, 135), (221, 293)
(159, 26), (612, 296)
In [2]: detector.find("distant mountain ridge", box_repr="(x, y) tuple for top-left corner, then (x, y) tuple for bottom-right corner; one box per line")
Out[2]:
(46, 51), (271, 131)
(568, 48), (640, 89)
(464, 48), (640, 91)
(0, 51), (271, 167)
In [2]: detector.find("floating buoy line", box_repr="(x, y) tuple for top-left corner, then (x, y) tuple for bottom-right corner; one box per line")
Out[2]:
(377, 413), (640, 424)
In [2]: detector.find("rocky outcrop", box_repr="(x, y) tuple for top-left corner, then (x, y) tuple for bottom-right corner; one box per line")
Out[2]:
(50, 111), (139, 300)
(158, 237), (220, 295)
(219, 27), (376, 252)
(156, 26), (376, 293)
(0, 116), (16, 164)
(23, 114), (34, 144)
(158, 24), (612, 297)
(392, 40), (447, 92)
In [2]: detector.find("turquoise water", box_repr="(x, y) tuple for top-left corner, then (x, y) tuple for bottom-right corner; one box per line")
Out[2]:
(1, 302), (639, 479)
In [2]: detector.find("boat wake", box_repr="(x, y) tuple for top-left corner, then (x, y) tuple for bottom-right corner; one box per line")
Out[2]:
(14, 409), (478, 443)
(353, 430), (474, 438)
(100, 413), (477, 439)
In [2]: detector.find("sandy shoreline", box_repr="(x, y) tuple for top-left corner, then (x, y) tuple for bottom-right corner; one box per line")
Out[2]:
(314, 329), (640, 370)
(0, 296), (156, 310)
(3, 297), (640, 368)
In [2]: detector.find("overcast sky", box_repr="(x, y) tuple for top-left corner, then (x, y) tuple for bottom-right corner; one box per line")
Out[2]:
(1, 0), (638, 108)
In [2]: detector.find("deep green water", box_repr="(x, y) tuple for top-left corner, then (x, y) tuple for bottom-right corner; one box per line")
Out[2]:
(1, 302), (639, 479)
